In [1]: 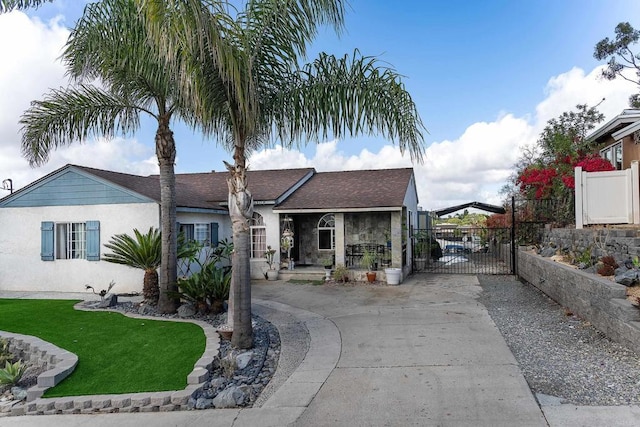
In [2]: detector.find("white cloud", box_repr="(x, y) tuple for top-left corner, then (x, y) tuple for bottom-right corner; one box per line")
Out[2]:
(0, 11), (158, 193)
(249, 67), (634, 212)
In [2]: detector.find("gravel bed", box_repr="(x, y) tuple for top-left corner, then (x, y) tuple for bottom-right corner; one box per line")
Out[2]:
(477, 274), (640, 406)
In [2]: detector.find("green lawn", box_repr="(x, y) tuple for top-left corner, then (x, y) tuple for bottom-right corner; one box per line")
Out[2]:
(0, 299), (205, 397)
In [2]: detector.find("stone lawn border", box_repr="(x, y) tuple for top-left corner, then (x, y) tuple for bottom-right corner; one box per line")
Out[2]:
(1, 302), (220, 416)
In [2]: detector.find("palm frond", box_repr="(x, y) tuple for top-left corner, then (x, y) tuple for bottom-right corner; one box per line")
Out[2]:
(20, 85), (142, 166)
(0, 0), (50, 12)
(270, 50), (426, 162)
(103, 228), (162, 270)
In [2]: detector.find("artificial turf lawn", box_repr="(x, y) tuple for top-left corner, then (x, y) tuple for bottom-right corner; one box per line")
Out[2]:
(0, 299), (205, 397)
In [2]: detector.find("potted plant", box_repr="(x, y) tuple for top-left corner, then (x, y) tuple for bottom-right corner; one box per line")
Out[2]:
(322, 258), (334, 269)
(361, 249), (377, 282)
(264, 246), (279, 280)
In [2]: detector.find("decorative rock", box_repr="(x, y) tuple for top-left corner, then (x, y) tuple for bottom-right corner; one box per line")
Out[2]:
(10, 387), (27, 402)
(615, 268), (639, 286)
(137, 304), (155, 316)
(97, 294), (118, 308)
(212, 385), (248, 408)
(209, 377), (227, 391)
(236, 351), (253, 370)
(177, 304), (196, 318)
(539, 247), (556, 257)
(195, 397), (213, 410)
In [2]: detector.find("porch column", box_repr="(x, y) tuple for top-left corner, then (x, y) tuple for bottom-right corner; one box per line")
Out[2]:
(391, 211), (402, 267)
(335, 213), (345, 266)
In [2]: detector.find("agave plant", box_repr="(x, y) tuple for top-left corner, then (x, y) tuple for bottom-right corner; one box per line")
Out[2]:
(0, 360), (27, 386)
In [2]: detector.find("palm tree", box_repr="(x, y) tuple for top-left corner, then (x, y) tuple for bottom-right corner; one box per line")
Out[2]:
(103, 228), (162, 304)
(103, 227), (202, 304)
(18, 0), (203, 313)
(144, 0), (426, 349)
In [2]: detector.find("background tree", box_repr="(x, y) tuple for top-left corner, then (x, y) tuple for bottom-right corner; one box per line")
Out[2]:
(18, 0), (202, 313)
(507, 104), (611, 224)
(147, 0), (426, 348)
(594, 22), (640, 108)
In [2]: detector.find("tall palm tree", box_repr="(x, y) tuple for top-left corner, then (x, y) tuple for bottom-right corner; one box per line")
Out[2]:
(144, 0), (426, 349)
(18, 0), (204, 313)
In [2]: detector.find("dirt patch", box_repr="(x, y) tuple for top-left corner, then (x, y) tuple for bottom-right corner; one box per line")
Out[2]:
(627, 285), (640, 306)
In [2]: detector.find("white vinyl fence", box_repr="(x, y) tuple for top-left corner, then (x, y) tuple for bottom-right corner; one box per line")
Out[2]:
(575, 161), (640, 229)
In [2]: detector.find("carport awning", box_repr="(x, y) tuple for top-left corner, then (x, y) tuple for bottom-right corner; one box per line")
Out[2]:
(434, 201), (506, 217)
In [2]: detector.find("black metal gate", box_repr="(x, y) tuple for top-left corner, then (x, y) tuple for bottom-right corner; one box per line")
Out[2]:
(412, 226), (515, 275)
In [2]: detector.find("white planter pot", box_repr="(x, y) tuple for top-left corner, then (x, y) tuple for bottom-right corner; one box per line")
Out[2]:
(385, 268), (402, 285)
(266, 269), (279, 281)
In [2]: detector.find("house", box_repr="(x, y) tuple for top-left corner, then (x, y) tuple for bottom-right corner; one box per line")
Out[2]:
(0, 164), (419, 293)
(588, 108), (640, 169)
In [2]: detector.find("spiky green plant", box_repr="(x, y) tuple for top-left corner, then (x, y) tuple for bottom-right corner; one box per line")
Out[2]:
(0, 360), (27, 386)
(103, 227), (162, 304)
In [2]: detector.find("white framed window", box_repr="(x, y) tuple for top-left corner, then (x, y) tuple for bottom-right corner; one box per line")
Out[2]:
(56, 222), (86, 259)
(250, 213), (266, 258)
(194, 223), (211, 245)
(600, 142), (623, 170)
(41, 220), (100, 261)
(179, 222), (217, 246)
(318, 213), (335, 250)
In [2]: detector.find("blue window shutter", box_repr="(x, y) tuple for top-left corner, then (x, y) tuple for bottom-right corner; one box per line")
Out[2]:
(41, 221), (54, 261)
(210, 222), (219, 246)
(86, 221), (100, 261)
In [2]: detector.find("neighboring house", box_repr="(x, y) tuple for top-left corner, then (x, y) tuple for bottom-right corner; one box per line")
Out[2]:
(0, 164), (419, 293)
(588, 108), (640, 170)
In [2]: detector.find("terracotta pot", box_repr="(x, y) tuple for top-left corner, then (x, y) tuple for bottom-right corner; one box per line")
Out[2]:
(366, 272), (377, 282)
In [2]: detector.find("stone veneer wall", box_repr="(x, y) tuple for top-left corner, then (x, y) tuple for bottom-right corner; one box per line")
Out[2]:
(518, 249), (640, 354)
(541, 227), (640, 261)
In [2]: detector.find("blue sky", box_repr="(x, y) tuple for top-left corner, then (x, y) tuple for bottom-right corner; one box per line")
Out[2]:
(2, 0), (640, 210)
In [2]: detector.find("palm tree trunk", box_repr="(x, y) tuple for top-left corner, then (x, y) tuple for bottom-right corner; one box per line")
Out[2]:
(156, 115), (179, 314)
(226, 155), (253, 349)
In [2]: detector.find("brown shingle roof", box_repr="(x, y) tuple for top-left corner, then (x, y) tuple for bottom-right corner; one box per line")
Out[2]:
(274, 168), (415, 210)
(75, 165), (315, 209)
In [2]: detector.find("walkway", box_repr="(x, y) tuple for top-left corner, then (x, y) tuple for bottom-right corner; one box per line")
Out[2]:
(2, 276), (639, 425)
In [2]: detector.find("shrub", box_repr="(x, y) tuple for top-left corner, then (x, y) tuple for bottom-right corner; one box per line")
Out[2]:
(600, 255), (619, 269)
(0, 339), (12, 366)
(0, 360), (27, 386)
(597, 263), (616, 276)
(332, 264), (349, 283)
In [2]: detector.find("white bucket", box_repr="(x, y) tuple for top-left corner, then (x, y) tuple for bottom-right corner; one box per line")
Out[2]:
(385, 268), (402, 285)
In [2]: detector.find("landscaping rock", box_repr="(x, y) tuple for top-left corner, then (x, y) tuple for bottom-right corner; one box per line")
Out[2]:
(212, 385), (248, 408)
(539, 247), (556, 257)
(137, 304), (155, 316)
(10, 387), (27, 402)
(195, 397), (213, 410)
(177, 304), (196, 318)
(236, 351), (253, 370)
(615, 268), (639, 286)
(97, 294), (117, 308)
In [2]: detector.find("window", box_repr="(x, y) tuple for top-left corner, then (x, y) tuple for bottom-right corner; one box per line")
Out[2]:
(41, 220), (100, 261)
(250, 213), (266, 258)
(600, 142), (623, 170)
(56, 223), (86, 259)
(318, 213), (335, 250)
(178, 222), (218, 246)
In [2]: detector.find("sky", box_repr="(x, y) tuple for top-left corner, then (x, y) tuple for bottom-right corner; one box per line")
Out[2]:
(2, 0), (640, 211)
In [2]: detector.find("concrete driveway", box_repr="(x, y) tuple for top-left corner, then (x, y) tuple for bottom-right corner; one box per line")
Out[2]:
(251, 274), (546, 427)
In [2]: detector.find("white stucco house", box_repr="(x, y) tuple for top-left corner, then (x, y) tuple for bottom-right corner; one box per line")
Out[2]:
(0, 164), (419, 293)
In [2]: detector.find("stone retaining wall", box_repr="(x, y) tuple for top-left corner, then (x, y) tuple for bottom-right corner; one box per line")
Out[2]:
(518, 249), (640, 354)
(542, 227), (640, 261)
